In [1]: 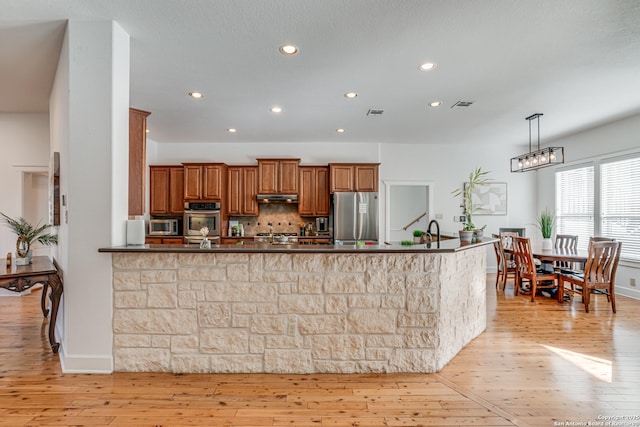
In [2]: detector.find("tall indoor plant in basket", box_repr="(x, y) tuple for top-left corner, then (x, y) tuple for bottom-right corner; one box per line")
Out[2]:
(451, 167), (490, 243)
(1, 212), (58, 265)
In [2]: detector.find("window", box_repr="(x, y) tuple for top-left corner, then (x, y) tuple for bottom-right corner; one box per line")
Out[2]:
(556, 165), (594, 252)
(601, 156), (640, 262)
(556, 154), (640, 262)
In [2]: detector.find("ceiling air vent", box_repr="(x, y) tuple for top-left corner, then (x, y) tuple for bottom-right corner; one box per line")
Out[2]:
(367, 109), (384, 116)
(451, 101), (473, 108)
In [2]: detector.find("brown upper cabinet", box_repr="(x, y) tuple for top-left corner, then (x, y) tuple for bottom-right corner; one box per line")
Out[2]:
(329, 163), (379, 193)
(149, 166), (185, 215)
(227, 166), (259, 216)
(257, 159), (300, 194)
(183, 163), (227, 201)
(298, 166), (330, 217)
(128, 108), (151, 216)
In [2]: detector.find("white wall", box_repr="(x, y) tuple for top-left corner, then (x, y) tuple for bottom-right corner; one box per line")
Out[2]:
(152, 141), (380, 165)
(537, 113), (640, 300)
(49, 20), (130, 372)
(0, 114), (50, 257)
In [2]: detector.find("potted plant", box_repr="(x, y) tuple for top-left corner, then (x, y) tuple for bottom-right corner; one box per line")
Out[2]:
(412, 229), (425, 244)
(1, 212), (58, 265)
(451, 167), (490, 243)
(535, 208), (555, 250)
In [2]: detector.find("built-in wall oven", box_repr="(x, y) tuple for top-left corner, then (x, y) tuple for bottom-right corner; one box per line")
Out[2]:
(184, 202), (221, 244)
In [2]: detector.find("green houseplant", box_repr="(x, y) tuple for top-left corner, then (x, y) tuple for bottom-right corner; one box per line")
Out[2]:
(451, 167), (490, 242)
(534, 208), (555, 249)
(1, 212), (58, 264)
(412, 229), (425, 243)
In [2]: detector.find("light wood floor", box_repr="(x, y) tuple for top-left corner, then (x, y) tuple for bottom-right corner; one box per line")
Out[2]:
(1, 276), (639, 427)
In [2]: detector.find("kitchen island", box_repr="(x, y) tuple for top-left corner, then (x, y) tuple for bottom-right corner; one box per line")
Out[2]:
(99, 239), (492, 374)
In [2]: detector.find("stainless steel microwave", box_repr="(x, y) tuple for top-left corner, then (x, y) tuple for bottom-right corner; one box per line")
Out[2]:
(149, 218), (179, 236)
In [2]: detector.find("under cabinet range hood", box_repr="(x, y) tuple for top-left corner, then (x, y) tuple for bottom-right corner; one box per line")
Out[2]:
(256, 194), (298, 203)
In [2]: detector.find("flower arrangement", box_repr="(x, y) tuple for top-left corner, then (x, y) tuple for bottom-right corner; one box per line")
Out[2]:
(200, 226), (209, 238)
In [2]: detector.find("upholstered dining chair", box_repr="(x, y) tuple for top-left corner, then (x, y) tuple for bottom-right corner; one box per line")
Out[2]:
(560, 240), (621, 313)
(513, 236), (561, 302)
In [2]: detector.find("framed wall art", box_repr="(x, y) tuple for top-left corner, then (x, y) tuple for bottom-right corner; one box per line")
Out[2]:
(466, 181), (507, 215)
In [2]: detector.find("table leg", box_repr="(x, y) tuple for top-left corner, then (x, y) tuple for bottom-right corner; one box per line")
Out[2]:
(47, 273), (63, 353)
(40, 282), (50, 317)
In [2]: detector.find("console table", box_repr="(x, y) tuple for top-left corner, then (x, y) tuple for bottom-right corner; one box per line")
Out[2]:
(0, 256), (63, 353)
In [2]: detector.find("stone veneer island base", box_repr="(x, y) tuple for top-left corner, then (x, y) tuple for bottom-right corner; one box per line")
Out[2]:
(105, 243), (488, 374)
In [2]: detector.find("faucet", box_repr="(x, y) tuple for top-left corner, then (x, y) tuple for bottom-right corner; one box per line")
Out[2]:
(268, 223), (274, 243)
(427, 220), (440, 243)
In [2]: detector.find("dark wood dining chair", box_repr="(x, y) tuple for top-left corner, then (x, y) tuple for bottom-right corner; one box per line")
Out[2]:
(560, 240), (621, 313)
(555, 234), (578, 251)
(495, 232), (517, 290)
(513, 236), (561, 302)
(554, 234), (579, 272)
(589, 236), (615, 243)
(492, 234), (515, 290)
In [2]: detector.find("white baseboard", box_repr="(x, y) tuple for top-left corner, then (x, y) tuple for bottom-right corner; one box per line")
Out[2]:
(59, 347), (113, 373)
(616, 285), (640, 301)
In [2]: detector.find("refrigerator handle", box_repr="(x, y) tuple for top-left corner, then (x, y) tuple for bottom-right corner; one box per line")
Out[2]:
(350, 192), (357, 241)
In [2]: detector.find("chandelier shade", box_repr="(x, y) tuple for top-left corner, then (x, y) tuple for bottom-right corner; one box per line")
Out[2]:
(510, 113), (565, 172)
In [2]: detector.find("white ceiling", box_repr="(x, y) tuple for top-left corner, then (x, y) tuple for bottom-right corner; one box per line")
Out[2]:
(2, 0), (640, 146)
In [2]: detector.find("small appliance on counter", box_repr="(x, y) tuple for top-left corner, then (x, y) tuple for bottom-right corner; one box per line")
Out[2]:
(126, 219), (146, 245)
(316, 217), (329, 233)
(149, 218), (180, 236)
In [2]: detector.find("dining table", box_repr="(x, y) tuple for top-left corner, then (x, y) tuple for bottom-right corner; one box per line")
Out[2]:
(530, 245), (588, 265)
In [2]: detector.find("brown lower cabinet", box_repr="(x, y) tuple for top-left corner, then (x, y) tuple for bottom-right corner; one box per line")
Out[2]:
(220, 238), (254, 244)
(145, 237), (184, 244)
(298, 237), (331, 245)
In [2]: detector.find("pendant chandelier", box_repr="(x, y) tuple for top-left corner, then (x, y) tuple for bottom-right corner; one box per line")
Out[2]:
(510, 113), (564, 172)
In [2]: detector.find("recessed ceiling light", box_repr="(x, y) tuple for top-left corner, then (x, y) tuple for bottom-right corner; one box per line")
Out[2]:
(429, 101), (442, 107)
(145, 129), (150, 133)
(344, 92), (358, 99)
(336, 128), (345, 133)
(418, 62), (436, 71)
(279, 45), (298, 55)
(188, 91), (203, 99)
(270, 106), (282, 113)
(227, 128), (237, 133)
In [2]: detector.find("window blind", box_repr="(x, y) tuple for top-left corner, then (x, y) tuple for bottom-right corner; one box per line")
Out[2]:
(556, 166), (594, 251)
(601, 156), (640, 262)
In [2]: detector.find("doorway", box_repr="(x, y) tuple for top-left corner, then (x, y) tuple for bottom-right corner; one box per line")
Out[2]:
(384, 181), (435, 243)
(22, 171), (50, 257)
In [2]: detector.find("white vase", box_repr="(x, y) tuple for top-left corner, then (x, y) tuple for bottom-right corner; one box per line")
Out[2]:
(15, 249), (33, 265)
(542, 238), (553, 250)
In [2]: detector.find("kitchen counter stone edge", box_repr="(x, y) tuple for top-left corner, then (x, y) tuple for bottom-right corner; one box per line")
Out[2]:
(99, 238), (495, 254)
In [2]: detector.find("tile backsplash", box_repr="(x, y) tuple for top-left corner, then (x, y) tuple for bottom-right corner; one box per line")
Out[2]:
(229, 204), (316, 236)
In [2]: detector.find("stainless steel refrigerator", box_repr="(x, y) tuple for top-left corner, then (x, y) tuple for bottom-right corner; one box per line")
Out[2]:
(333, 192), (379, 244)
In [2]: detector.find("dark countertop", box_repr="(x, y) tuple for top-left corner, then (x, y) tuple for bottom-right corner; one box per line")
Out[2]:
(99, 238), (496, 254)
